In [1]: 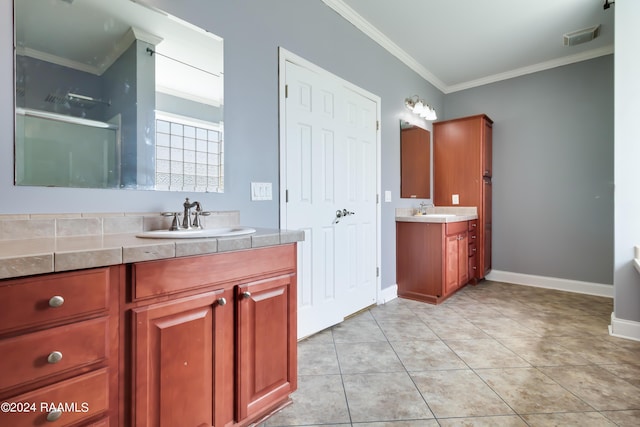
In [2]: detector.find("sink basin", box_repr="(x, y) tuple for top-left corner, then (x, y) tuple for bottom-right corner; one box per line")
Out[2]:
(137, 227), (257, 239)
(415, 214), (457, 218)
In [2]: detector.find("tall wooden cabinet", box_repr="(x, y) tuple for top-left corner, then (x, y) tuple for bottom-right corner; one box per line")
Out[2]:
(433, 114), (493, 279)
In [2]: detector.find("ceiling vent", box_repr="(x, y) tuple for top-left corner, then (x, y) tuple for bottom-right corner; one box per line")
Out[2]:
(563, 25), (601, 46)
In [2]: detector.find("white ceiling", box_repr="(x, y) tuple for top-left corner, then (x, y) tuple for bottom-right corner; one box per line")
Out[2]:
(324, 0), (614, 93)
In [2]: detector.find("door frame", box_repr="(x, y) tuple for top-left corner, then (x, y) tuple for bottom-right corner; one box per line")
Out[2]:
(277, 47), (382, 311)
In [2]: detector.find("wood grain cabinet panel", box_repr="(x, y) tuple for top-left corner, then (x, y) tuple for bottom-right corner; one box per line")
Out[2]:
(397, 221), (471, 304)
(236, 274), (296, 421)
(0, 268), (110, 335)
(0, 368), (109, 427)
(434, 114), (493, 279)
(132, 289), (227, 427)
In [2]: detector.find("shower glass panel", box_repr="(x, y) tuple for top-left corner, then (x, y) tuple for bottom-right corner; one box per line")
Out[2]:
(15, 110), (119, 188)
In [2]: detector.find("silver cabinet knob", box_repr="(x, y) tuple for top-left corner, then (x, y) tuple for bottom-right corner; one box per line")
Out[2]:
(48, 296), (64, 308)
(242, 291), (251, 299)
(47, 351), (63, 364)
(47, 410), (62, 422)
(217, 297), (227, 306)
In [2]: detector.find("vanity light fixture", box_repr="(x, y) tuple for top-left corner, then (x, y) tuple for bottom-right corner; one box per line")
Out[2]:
(405, 95), (437, 121)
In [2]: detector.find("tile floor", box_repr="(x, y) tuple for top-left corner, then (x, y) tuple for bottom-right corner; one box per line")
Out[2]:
(263, 281), (640, 427)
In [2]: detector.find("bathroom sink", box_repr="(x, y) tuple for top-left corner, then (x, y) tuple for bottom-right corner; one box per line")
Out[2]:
(415, 213), (457, 218)
(137, 227), (257, 239)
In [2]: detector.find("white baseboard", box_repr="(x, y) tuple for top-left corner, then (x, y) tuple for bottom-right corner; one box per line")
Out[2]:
(609, 312), (640, 342)
(378, 284), (398, 304)
(486, 270), (613, 298)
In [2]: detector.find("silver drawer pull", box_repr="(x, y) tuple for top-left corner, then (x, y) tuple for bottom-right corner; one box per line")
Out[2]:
(48, 295), (65, 308)
(242, 291), (251, 299)
(47, 410), (62, 422)
(47, 351), (63, 364)
(217, 297), (227, 306)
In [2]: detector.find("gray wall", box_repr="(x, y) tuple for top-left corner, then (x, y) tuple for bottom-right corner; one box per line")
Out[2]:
(614, 1), (640, 323)
(444, 56), (614, 285)
(0, 0), (439, 291)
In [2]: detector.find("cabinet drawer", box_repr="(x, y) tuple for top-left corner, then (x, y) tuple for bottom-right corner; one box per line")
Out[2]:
(468, 220), (478, 232)
(445, 221), (468, 236)
(0, 368), (109, 427)
(0, 317), (108, 392)
(132, 244), (296, 300)
(0, 269), (110, 335)
(468, 243), (477, 258)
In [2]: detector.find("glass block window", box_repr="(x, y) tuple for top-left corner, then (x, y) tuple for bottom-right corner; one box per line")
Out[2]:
(155, 111), (224, 192)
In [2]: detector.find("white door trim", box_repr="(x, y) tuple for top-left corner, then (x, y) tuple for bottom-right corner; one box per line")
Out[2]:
(277, 47), (382, 314)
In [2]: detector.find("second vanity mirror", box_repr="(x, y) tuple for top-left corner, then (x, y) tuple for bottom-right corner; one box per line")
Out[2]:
(14, 0), (224, 191)
(400, 120), (431, 199)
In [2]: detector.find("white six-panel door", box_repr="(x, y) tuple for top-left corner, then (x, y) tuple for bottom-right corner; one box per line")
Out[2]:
(279, 50), (380, 339)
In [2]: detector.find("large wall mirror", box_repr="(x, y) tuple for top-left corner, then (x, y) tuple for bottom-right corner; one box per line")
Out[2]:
(400, 120), (430, 199)
(14, 0), (224, 191)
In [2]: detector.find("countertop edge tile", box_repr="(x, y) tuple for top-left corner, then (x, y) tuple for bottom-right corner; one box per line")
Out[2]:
(0, 227), (304, 278)
(0, 254), (54, 280)
(395, 214), (478, 223)
(54, 248), (123, 272)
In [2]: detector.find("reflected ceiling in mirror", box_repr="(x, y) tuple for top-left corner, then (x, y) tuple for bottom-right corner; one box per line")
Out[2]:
(14, 0), (224, 191)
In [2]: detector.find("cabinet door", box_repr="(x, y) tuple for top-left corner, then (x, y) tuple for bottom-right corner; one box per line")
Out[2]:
(132, 289), (227, 427)
(236, 274), (296, 421)
(444, 234), (460, 295)
(445, 232), (468, 294)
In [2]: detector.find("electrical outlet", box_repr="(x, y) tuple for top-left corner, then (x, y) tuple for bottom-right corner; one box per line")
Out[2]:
(452, 194), (459, 205)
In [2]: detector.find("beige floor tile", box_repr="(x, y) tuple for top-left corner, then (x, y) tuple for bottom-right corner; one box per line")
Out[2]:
(468, 317), (541, 339)
(422, 319), (492, 340)
(355, 421), (439, 427)
(521, 411), (617, 426)
(332, 315), (387, 343)
(342, 372), (434, 423)
(476, 367), (593, 413)
(411, 370), (514, 418)
(600, 363), (640, 388)
(390, 340), (467, 372)
(335, 341), (405, 374)
(497, 337), (591, 366)
(540, 365), (640, 410)
(297, 341), (340, 375)
(265, 374), (350, 426)
(437, 415), (528, 426)
(553, 336), (640, 365)
(377, 319), (440, 341)
(601, 410), (640, 426)
(445, 339), (531, 369)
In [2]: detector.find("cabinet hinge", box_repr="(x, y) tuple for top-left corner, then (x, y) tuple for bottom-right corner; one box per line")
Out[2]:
(285, 84), (288, 98)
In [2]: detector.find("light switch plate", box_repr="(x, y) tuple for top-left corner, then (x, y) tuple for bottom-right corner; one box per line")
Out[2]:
(251, 182), (272, 201)
(452, 194), (459, 205)
(384, 190), (392, 202)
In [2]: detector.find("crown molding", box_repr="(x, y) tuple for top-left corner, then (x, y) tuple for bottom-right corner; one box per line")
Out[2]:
(445, 44), (615, 93)
(322, 0), (615, 95)
(322, 0), (447, 93)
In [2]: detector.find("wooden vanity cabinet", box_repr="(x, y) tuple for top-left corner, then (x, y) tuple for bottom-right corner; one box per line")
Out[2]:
(396, 221), (471, 304)
(127, 244), (297, 427)
(0, 267), (120, 427)
(433, 114), (493, 279)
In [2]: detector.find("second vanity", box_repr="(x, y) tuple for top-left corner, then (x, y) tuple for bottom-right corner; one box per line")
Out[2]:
(396, 207), (478, 304)
(0, 211), (303, 427)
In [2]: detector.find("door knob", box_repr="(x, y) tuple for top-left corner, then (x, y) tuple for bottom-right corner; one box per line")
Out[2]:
(335, 209), (355, 224)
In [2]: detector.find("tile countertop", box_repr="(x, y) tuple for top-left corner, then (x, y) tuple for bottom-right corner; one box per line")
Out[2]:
(0, 212), (304, 280)
(395, 206), (478, 223)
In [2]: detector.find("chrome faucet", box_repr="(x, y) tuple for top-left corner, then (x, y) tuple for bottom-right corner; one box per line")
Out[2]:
(182, 198), (201, 229)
